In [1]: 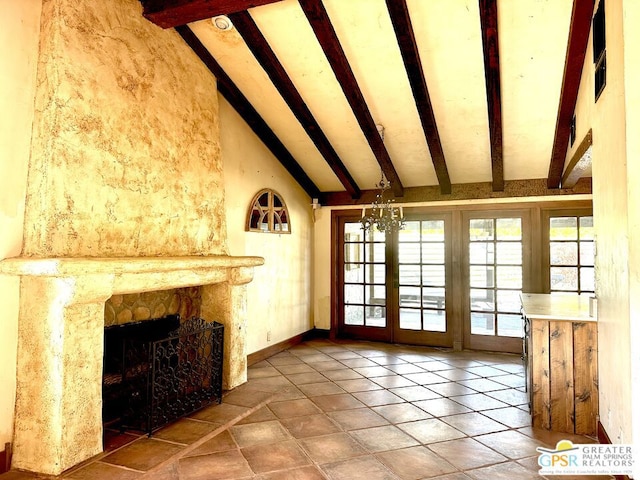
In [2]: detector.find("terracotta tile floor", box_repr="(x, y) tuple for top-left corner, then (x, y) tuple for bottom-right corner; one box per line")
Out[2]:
(2, 339), (610, 480)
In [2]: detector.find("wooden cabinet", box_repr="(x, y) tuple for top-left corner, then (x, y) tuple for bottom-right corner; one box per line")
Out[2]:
(521, 294), (598, 436)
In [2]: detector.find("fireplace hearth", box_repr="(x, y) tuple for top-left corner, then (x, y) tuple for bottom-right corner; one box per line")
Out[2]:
(103, 314), (223, 435)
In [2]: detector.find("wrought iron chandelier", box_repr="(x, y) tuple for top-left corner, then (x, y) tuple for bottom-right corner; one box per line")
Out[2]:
(360, 126), (405, 232)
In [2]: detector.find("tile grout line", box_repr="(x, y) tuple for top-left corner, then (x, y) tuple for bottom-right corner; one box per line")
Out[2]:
(137, 392), (282, 478)
(281, 344), (551, 473)
(269, 345), (534, 477)
(59, 432), (148, 477)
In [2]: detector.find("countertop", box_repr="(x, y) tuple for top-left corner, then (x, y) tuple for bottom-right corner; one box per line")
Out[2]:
(520, 293), (597, 322)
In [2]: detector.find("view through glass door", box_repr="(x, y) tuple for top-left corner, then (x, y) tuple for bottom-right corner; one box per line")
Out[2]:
(463, 213), (529, 352)
(337, 214), (452, 346)
(393, 215), (452, 347)
(339, 221), (391, 342)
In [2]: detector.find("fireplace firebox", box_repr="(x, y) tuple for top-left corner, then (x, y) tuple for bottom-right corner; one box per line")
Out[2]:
(102, 314), (224, 434)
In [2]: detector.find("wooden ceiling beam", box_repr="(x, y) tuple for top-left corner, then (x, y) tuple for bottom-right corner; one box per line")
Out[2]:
(547, 0), (595, 189)
(299, 0), (404, 197)
(141, 0), (284, 28)
(175, 25), (321, 200)
(228, 10), (361, 198)
(562, 129), (592, 188)
(323, 178), (592, 206)
(386, 0), (451, 195)
(479, 0), (504, 192)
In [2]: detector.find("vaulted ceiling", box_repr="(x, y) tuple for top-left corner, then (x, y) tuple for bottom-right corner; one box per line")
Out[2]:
(140, 0), (594, 204)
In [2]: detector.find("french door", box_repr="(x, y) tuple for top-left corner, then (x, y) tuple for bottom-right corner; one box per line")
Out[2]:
(393, 214), (453, 347)
(335, 213), (453, 347)
(462, 211), (531, 352)
(334, 208), (533, 353)
(338, 221), (391, 342)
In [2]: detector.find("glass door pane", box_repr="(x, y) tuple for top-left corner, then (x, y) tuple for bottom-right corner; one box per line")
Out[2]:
(549, 215), (595, 294)
(394, 216), (452, 347)
(469, 217), (524, 341)
(343, 223), (388, 328)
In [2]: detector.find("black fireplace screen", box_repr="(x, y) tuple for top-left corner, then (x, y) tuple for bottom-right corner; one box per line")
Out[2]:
(103, 315), (224, 435)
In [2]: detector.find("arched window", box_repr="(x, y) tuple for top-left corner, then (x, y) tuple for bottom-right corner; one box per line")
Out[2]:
(246, 189), (291, 233)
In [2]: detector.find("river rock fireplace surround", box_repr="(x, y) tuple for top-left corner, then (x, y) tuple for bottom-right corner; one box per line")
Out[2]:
(0, 255), (263, 475)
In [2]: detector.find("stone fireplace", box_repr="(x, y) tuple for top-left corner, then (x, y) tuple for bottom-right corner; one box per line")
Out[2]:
(1, 0), (272, 475)
(0, 255), (263, 475)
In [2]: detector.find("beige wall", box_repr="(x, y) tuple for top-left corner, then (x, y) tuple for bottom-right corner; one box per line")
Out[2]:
(22, 0), (227, 257)
(0, 0), (42, 449)
(621, 2), (640, 473)
(585, 0), (631, 446)
(220, 98), (314, 354)
(313, 207), (332, 331)
(571, 0), (639, 452)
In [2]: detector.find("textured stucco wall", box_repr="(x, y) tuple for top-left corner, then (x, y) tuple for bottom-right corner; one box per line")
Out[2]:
(622, 3), (640, 476)
(313, 207), (332, 331)
(588, 0), (632, 447)
(4, 0), (234, 468)
(572, 0), (638, 450)
(22, 0), (228, 257)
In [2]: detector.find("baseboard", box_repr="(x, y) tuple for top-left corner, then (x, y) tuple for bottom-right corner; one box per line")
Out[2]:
(247, 328), (326, 366)
(0, 442), (11, 474)
(597, 421), (631, 480)
(311, 328), (330, 339)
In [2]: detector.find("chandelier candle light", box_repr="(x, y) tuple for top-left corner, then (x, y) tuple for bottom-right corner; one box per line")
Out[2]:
(360, 125), (406, 232)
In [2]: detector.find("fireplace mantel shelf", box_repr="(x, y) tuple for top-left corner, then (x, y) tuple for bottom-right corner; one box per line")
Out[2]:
(0, 255), (265, 297)
(0, 255), (264, 276)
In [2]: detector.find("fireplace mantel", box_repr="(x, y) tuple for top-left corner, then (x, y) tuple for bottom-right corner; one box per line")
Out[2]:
(0, 254), (264, 475)
(0, 255), (264, 290)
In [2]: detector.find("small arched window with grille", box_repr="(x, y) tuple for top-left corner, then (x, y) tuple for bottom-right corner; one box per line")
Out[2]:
(246, 189), (291, 233)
